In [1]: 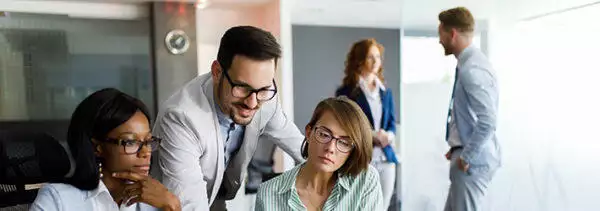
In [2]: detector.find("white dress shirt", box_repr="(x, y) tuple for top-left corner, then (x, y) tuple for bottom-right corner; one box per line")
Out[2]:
(447, 107), (462, 147)
(358, 76), (395, 162)
(31, 180), (158, 211)
(447, 46), (475, 148)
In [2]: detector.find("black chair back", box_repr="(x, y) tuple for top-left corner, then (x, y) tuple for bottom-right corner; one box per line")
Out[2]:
(0, 130), (70, 208)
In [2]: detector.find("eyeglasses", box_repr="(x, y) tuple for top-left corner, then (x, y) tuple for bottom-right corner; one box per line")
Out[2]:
(312, 126), (354, 153)
(102, 136), (162, 155)
(222, 70), (277, 102)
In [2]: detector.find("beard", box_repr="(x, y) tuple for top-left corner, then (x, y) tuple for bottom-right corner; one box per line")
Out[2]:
(216, 77), (259, 126)
(440, 38), (454, 56)
(441, 42), (453, 56)
(228, 101), (260, 125)
(444, 47), (452, 56)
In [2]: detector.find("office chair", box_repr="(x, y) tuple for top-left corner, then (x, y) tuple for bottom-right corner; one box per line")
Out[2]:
(0, 130), (70, 210)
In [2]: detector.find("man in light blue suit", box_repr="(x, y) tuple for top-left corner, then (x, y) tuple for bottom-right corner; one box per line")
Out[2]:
(438, 7), (501, 211)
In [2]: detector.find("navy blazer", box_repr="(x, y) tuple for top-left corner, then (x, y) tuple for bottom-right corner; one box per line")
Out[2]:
(335, 85), (397, 134)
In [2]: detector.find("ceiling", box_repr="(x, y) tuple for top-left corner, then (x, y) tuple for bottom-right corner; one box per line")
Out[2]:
(291, 0), (402, 29)
(11, 0), (273, 7)
(290, 0), (498, 29)
(291, 0), (600, 29)
(7, 0), (599, 28)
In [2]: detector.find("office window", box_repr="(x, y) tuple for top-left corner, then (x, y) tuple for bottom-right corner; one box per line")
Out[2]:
(401, 35), (481, 84)
(0, 12), (153, 139)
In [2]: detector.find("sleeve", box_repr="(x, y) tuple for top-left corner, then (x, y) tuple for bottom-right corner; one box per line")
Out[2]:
(383, 89), (397, 146)
(153, 108), (210, 210)
(30, 184), (62, 211)
(385, 89), (397, 135)
(259, 98), (305, 164)
(360, 166), (384, 210)
(458, 67), (498, 165)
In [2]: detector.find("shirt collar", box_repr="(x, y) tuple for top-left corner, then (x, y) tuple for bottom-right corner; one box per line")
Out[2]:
(87, 180), (111, 200)
(359, 76), (385, 92)
(277, 163), (352, 195)
(457, 44), (475, 70)
(88, 180), (143, 210)
(278, 164), (302, 194)
(211, 84), (235, 128)
(214, 100), (235, 128)
(337, 174), (351, 191)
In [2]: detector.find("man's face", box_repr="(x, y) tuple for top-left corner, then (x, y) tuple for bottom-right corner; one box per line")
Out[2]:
(438, 24), (454, 56)
(214, 55), (276, 125)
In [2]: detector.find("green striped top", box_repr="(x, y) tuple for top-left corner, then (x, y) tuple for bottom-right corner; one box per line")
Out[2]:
(255, 163), (384, 211)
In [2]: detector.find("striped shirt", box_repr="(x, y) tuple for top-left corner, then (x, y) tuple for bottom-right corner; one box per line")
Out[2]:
(255, 163), (384, 211)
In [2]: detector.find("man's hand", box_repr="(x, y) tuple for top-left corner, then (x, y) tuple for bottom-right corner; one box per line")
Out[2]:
(457, 157), (469, 172)
(445, 149), (452, 161)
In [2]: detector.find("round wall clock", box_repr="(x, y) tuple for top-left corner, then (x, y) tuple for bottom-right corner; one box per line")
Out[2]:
(165, 29), (190, 55)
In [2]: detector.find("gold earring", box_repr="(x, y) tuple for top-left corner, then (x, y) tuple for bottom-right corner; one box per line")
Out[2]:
(98, 162), (103, 178)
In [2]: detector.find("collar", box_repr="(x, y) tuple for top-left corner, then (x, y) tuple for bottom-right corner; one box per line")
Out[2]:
(87, 180), (111, 200)
(457, 44), (476, 70)
(211, 80), (236, 128)
(277, 163), (352, 195)
(359, 76), (385, 92)
(214, 99), (235, 128)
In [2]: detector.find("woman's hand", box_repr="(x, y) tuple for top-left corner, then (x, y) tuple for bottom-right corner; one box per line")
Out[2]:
(112, 172), (181, 211)
(375, 130), (389, 147)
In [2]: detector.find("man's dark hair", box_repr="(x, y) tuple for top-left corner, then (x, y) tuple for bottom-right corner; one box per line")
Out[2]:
(217, 26), (281, 72)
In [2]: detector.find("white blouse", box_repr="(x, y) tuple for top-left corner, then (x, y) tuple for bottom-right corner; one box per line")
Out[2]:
(31, 180), (158, 211)
(358, 76), (395, 162)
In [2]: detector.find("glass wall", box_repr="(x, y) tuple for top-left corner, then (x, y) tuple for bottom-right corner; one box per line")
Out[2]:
(486, 4), (600, 210)
(401, 4), (600, 211)
(0, 12), (153, 140)
(400, 33), (481, 211)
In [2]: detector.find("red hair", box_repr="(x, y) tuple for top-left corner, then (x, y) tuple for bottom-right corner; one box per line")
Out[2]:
(341, 38), (385, 95)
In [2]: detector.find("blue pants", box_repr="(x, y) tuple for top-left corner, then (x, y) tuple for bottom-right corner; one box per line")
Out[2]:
(444, 149), (497, 211)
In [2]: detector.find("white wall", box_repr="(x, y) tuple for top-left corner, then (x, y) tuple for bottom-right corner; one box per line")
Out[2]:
(400, 82), (453, 210)
(401, 2), (600, 211)
(485, 5), (600, 210)
(196, 3), (280, 75)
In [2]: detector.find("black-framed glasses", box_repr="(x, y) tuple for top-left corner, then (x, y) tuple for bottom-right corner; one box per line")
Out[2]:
(222, 70), (277, 101)
(312, 126), (354, 153)
(102, 136), (162, 155)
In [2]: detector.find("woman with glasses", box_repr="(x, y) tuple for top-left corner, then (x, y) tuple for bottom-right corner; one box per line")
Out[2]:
(31, 88), (181, 211)
(255, 96), (383, 211)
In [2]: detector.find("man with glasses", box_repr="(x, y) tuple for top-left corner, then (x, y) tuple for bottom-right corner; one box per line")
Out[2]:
(151, 26), (304, 210)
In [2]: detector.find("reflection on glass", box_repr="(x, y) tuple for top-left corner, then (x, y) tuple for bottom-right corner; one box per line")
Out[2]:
(0, 13), (153, 121)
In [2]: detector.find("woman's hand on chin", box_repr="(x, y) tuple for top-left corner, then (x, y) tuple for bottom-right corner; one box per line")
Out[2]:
(112, 171), (181, 211)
